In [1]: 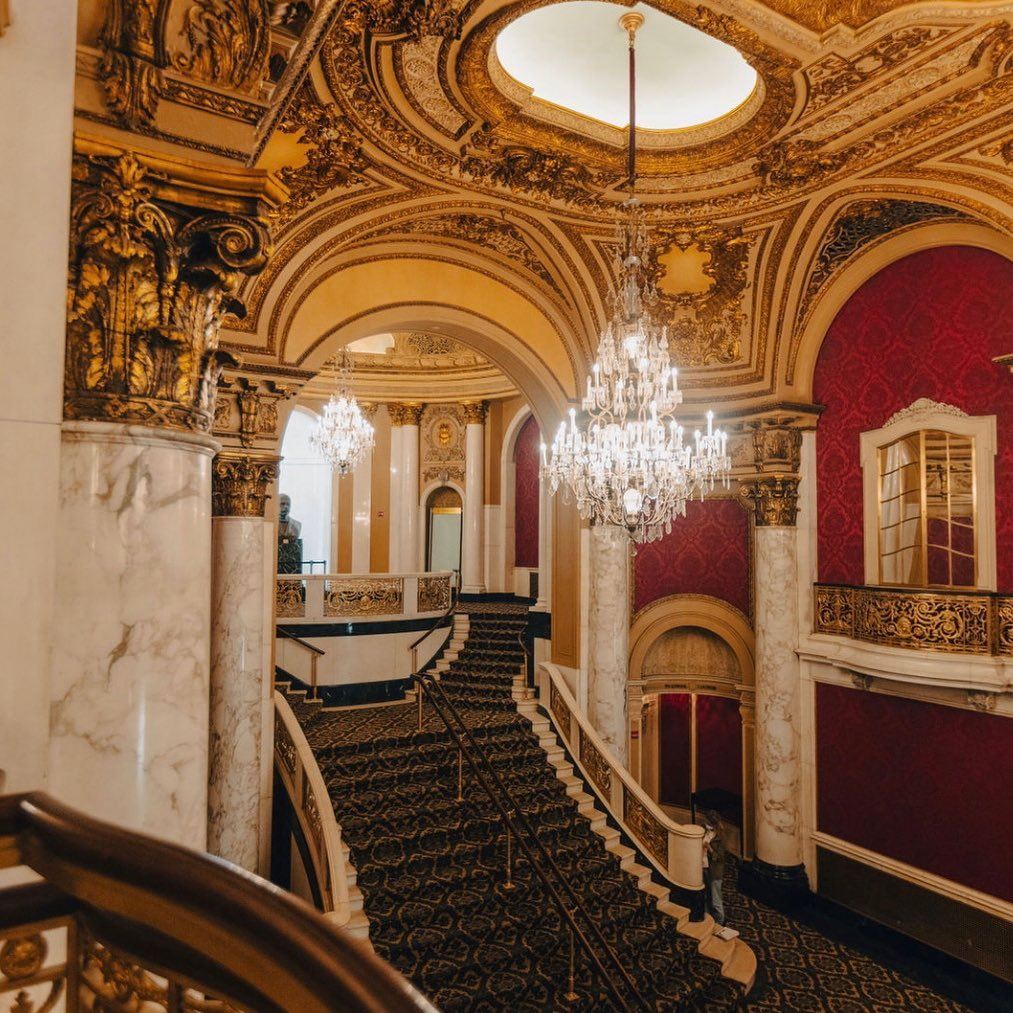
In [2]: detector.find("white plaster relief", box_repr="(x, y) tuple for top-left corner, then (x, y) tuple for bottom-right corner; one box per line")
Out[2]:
(208, 516), (267, 871)
(754, 526), (803, 868)
(49, 423), (216, 849)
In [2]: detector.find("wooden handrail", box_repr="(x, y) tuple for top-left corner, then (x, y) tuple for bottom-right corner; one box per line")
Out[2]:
(0, 792), (436, 1013)
(277, 626), (325, 655)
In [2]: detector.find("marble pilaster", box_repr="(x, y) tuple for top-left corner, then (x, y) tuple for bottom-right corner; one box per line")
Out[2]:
(387, 406), (404, 572)
(401, 405), (422, 572)
(587, 524), (630, 765)
(49, 422), (217, 848)
(462, 402), (487, 593)
(753, 526), (803, 868)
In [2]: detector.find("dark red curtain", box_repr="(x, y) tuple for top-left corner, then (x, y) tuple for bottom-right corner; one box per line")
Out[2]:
(658, 694), (692, 806)
(695, 695), (742, 796)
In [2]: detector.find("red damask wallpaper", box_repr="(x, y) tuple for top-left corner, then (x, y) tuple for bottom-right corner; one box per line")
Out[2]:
(816, 682), (1013, 902)
(514, 414), (540, 568)
(695, 694), (742, 798)
(659, 693), (691, 806)
(633, 499), (751, 615)
(813, 246), (1013, 588)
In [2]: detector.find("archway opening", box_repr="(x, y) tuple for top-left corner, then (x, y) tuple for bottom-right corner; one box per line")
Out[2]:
(425, 485), (463, 573)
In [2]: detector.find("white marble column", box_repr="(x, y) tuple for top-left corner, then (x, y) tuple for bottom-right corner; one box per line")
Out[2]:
(400, 405), (423, 572)
(351, 443), (372, 574)
(207, 453), (278, 871)
(387, 405), (404, 572)
(49, 422), (217, 849)
(461, 401), (487, 593)
(587, 524), (630, 765)
(754, 525), (804, 868)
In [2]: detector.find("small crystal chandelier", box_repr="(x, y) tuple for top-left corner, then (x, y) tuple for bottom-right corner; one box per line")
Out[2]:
(541, 11), (731, 544)
(310, 350), (374, 475)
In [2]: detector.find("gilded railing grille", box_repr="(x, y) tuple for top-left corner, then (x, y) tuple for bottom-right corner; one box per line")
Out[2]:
(813, 583), (1010, 655)
(579, 728), (611, 797)
(275, 579), (305, 618)
(417, 575), (451, 613)
(623, 791), (668, 868)
(550, 682), (570, 735)
(324, 577), (403, 617)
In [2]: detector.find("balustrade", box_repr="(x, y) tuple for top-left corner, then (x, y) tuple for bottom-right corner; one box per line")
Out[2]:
(275, 572), (454, 623)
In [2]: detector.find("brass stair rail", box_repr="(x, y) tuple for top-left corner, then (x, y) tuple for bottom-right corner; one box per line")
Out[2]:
(410, 624), (647, 1012)
(277, 626), (325, 700)
(406, 582), (460, 732)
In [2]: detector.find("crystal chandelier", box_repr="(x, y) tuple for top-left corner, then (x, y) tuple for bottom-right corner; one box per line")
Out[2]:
(310, 350), (375, 475)
(541, 11), (731, 544)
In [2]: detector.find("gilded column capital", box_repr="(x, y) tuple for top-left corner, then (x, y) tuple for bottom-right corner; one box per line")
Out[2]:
(387, 403), (407, 426)
(64, 151), (273, 434)
(402, 403), (425, 426)
(212, 452), (280, 518)
(738, 416), (804, 526)
(462, 400), (488, 425)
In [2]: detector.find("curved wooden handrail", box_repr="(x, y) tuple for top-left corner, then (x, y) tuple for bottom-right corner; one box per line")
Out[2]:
(0, 792), (436, 1013)
(277, 625), (325, 655)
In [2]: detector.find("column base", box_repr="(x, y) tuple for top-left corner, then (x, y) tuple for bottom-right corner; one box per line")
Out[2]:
(459, 586), (488, 597)
(737, 858), (810, 911)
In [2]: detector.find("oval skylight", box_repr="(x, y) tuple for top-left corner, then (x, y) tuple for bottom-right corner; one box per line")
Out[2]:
(495, 1), (758, 131)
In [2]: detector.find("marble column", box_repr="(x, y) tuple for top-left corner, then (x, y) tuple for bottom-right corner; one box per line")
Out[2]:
(461, 401), (487, 593)
(351, 432), (372, 574)
(49, 423), (218, 848)
(738, 419), (808, 906)
(47, 149), (274, 848)
(387, 405), (404, 572)
(207, 452), (279, 871)
(587, 524), (630, 765)
(400, 404), (423, 572)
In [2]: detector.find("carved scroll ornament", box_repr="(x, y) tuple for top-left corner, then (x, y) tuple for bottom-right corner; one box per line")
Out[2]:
(65, 153), (271, 432)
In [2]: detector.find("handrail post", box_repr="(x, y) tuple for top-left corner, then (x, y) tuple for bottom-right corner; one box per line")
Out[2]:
(566, 925), (579, 1004)
(456, 746), (464, 802)
(504, 817), (514, 890)
(310, 653), (318, 701)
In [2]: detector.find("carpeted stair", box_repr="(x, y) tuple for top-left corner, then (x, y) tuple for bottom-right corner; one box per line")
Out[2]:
(281, 606), (746, 1011)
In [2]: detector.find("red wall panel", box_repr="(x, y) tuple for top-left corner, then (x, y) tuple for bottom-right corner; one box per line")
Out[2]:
(816, 682), (1013, 902)
(633, 499), (751, 615)
(696, 695), (742, 797)
(813, 246), (1013, 588)
(514, 414), (540, 568)
(659, 694), (691, 807)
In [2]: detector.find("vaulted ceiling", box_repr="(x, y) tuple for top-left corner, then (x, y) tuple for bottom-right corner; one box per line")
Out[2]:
(75, 1), (1013, 419)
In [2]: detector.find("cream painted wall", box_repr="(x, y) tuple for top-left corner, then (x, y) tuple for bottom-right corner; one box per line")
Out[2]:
(0, 0), (77, 792)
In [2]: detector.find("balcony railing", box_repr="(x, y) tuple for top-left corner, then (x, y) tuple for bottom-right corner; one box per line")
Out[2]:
(813, 583), (1013, 656)
(275, 571), (454, 622)
(0, 793), (434, 1013)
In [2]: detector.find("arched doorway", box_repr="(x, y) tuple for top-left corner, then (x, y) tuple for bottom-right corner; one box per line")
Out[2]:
(425, 485), (463, 573)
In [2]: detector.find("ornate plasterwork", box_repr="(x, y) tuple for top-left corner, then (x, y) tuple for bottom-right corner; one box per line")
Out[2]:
(212, 451), (280, 516)
(884, 397), (968, 427)
(65, 151), (273, 432)
(99, 0), (163, 128)
(169, 0), (270, 93)
(214, 374), (293, 447)
(422, 403), (465, 484)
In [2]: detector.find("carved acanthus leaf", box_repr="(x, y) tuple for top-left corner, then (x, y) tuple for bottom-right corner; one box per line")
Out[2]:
(171, 0), (270, 93)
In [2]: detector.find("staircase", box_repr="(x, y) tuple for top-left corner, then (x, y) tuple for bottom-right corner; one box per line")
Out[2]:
(281, 606), (748, 1010)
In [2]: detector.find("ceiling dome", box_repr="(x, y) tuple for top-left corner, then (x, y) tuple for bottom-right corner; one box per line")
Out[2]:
(495, 1), (758, 131)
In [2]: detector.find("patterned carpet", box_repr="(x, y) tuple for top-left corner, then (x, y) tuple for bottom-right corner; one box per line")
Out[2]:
(286, 607), (738, 1011)
(284, 604), (986, 1012)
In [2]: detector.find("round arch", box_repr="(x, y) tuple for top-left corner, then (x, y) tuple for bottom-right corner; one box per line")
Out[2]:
(629, 594), (755, 687)
(791, 221), (1013, 401)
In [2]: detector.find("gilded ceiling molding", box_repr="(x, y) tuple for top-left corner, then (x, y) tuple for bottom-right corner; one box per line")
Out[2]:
(65, 147), (275, 433)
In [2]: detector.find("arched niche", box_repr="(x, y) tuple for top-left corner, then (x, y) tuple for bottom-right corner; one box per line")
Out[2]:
(421, 482), (464, 573)
(791, 222), (1013, 402)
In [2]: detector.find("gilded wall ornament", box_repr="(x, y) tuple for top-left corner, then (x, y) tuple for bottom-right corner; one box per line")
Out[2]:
(171, 0), (270, 93)
(740, 476), (800, 527)
(276, 85), (369, 221)
(422, 404), (465, 484)
(99, 0), (163, 128)
(646, 225), (752, 366)
(65, 153), (271, 432)
(212, 452), (279, 517)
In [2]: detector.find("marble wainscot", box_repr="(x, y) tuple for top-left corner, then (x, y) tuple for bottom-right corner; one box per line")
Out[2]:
(49, 422), (217, 849)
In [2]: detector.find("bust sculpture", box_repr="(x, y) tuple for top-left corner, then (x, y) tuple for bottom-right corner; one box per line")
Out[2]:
(278, 494), (302, 538)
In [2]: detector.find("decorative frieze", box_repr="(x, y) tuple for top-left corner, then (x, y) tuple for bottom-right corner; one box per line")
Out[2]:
(813, 583), (1008, 656)
(212, 451), (279, 517)
(65, 151), (272, 432)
